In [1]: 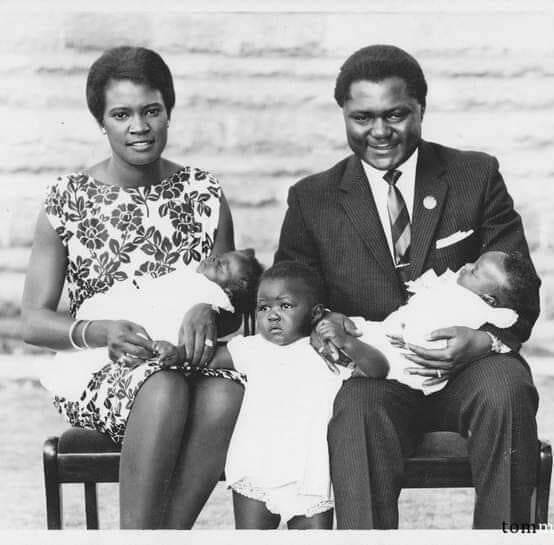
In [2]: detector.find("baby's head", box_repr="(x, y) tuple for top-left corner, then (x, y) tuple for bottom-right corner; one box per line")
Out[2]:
(256, 261), (326, 346)
(197, 249), (264, 313)
(457, 250), (538, 314)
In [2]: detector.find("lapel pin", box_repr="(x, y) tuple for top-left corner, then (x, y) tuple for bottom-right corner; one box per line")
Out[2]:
(423, 196), (437, 210)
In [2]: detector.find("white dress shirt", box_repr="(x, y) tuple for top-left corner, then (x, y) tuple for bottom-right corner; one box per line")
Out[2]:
(361, 149), (418, 258)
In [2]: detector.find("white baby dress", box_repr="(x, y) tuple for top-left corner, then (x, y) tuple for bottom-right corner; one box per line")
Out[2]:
(225, 334), (351, 521)
(356, 269), (518, 395)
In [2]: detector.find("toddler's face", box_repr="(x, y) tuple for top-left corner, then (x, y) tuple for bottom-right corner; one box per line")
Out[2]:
(197, 251), (249, 287)
(457, 251), (509, 304)
(256, 277), (314, 346)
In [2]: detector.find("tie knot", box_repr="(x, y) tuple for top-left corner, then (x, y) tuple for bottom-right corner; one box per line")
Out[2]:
(383, 170), (402, 186)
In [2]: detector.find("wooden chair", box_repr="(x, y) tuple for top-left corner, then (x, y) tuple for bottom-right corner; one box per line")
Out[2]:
(43, 427), (552, 529)
(42, 311), (553, 528)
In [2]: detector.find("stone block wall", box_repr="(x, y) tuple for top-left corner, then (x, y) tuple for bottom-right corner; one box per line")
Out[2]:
(1, 4), (553, 354)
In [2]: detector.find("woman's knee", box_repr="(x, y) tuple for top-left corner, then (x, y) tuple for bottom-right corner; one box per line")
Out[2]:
(190, 377), (244, 431)
(135, 370), (190, 415)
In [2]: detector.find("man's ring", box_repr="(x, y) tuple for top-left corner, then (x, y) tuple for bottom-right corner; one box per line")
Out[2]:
(204, 338), (214, 348)
(117, 355), (126, 364)
(437, 369), (442, 379)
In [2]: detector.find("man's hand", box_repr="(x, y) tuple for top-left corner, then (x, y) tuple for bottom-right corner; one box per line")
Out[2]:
(178, 303), (217, 367)
(403, 326), (492, 385)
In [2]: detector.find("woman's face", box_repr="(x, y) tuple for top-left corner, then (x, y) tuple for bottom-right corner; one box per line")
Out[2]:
(101, 79), (169, 167)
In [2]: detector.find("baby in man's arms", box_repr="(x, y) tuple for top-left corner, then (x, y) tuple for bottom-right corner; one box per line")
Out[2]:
(318, 250), (537, 394)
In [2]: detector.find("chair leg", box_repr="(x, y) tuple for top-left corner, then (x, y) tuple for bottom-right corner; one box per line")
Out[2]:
(43, 437), (62, 529)
(534, 440), (552, 524)
(84, 482), (99, 529)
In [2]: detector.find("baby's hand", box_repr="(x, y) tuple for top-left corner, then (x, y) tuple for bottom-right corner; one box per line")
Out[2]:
(315, 319), (348, 348)
(151, 340), (182, 368)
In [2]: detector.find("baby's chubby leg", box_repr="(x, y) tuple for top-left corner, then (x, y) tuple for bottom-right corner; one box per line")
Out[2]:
(232, 491), (281, 529)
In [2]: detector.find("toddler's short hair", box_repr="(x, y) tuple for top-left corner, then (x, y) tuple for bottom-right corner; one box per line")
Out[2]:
(502, 251), (540, 316)
(224, 249), (264, 314)
(260, 261), (327, 307)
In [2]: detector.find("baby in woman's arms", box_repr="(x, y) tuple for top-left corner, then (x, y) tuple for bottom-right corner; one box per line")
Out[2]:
(39, 250), (263, 398)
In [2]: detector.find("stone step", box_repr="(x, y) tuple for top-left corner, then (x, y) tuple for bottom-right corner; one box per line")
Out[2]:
(3, 58), (554, 111)
(2, 107), (554, 176)
(2, 9), (553, 57)
(0, 247), (31, 272)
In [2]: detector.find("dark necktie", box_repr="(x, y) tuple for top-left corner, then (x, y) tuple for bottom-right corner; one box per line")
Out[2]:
(383, 169), (411, 274)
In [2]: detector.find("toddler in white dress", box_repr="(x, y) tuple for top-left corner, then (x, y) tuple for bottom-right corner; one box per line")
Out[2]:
(152, 260), (389, 529)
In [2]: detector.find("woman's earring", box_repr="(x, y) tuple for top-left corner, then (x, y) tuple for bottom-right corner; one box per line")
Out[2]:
(166, 120), (170, 128)
(101, 127), (107, 135)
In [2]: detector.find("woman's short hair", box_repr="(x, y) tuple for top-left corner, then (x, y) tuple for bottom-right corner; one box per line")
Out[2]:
(334, 44), (428, 110)
(86, 46), (176, 124)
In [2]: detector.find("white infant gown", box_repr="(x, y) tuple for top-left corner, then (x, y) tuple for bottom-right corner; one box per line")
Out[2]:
(39, 269), (234, 400)
(356, 268), (518, 395)
(225, 334), (352, 521)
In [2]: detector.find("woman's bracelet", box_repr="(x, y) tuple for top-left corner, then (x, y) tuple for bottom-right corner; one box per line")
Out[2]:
(80, 320), (93, 349)
(68, 320), (85, 350)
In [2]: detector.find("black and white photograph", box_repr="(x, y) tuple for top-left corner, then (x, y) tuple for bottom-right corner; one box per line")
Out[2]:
(0, 0), (553, 539)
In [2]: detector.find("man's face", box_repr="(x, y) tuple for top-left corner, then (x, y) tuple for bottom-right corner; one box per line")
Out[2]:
(342, 77), (423, 171)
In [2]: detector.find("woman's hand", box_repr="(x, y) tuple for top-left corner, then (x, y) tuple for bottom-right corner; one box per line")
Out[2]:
(403, 326), (492, 384)
(178, 303), (218, 367)
(94, 320), (154, 367)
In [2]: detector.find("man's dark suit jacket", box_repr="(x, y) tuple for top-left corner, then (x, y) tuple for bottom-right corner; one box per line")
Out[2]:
(275, 140), (540, 351)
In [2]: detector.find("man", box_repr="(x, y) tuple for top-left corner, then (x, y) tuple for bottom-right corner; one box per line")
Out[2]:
(275, 45), (540, 529)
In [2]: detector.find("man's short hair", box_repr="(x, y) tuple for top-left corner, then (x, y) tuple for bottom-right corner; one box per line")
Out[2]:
(261, 261), (327, 307)
(86, 46), (176, 125)
(334, 44), (428, 109)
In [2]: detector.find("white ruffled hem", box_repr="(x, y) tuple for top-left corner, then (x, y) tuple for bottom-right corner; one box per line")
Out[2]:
(230, 477), (334, 522)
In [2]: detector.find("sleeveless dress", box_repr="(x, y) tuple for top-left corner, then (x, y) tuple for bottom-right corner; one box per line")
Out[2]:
(42, 167), (244, 446)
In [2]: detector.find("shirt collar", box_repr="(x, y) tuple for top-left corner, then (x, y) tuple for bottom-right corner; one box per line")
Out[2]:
(360, 148), (419, 187)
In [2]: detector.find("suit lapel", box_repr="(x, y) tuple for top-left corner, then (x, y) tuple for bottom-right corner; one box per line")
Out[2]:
(410, 141), (448, 279)
(338, 156), (397, 278)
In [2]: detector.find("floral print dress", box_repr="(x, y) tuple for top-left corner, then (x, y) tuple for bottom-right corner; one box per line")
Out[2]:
(43, 167), (244, 446)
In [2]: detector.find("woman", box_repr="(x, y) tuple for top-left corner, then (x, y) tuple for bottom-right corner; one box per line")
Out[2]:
(21, 46), (244, 529)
